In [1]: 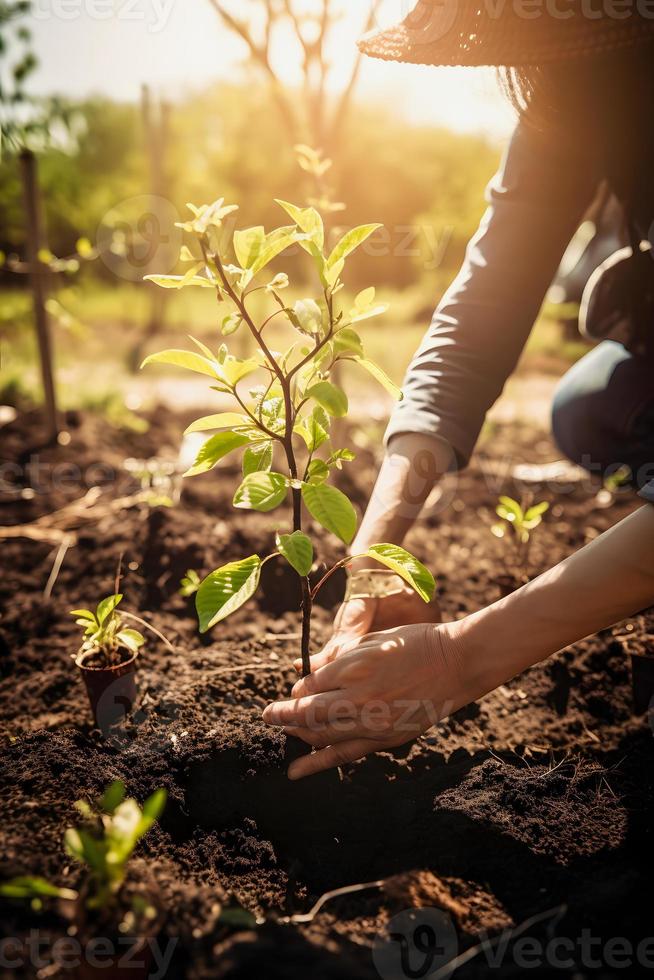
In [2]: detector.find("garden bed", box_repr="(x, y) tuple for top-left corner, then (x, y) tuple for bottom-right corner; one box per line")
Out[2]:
(1, 407), (653, 978)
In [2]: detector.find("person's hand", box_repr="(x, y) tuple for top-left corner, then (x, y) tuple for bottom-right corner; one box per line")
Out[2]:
(294, 584), (442, 674)
(265, 620), (479, 780)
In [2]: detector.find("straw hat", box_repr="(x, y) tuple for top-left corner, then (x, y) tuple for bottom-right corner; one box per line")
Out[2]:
(358, 0), (654, 67)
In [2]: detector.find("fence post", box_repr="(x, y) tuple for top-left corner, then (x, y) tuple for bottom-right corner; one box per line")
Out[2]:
(19, 148), (59, 443)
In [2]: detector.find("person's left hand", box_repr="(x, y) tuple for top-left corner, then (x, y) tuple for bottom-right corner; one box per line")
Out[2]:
(262, 620), (476, 780)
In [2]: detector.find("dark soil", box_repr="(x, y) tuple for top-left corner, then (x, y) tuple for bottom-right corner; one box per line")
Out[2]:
(1, 407), (653, 978)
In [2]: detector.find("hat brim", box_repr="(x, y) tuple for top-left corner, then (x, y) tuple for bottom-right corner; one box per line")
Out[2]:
(358, 18), (654, 68)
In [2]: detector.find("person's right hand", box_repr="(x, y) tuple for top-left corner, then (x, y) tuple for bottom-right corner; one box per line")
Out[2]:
(294, 585), (441, 674)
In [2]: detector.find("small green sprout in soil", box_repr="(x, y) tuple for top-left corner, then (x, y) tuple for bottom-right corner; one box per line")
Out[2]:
(142, 197), (436, 675)
(0, 781), (166, 920)
(491, 495), (550, 580)
(180, 569), (201, 597)
(70, 594), (145, 668)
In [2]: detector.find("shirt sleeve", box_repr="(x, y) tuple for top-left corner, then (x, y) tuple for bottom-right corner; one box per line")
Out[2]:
(385, 121), (599, 467)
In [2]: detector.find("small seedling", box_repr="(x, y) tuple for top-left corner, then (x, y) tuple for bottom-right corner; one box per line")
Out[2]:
(70, 594), (145, 669)
(65, 780), (167, 911)
(180, 569), (201, 597)
(142, 197), (436, 675)
(0, 781), (166, 918)
(491, 495), (549, 578)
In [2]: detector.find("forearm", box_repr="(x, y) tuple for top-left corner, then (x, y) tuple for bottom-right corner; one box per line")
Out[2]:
(350, 432), (453, 562)
(455, 504), (654, 696)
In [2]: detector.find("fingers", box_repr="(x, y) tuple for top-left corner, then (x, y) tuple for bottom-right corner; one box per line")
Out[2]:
(292, 597), (377, 672)
(282, 726), (333, 748)
(262, 690), (346, 728)
(290, 655), (350, 698)
(288, 738), (380, 780)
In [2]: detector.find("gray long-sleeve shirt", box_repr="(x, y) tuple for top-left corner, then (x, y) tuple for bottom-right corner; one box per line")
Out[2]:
(386, 122), (600, 466)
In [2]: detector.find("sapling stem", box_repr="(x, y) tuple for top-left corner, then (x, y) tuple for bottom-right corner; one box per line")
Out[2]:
(144, 199), (436, 689)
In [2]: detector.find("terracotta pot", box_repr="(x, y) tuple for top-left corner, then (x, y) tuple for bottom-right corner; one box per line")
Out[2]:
(630, 653), (654, 717)
(75, 649), (138, 732)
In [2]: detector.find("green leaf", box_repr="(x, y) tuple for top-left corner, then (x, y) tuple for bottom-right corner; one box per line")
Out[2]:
(306, 459), (329, 484)
(219, 356), (260, 387)
(188, 335), (217, 359)
(144, 274), (214, 289)
(96, 594), (122, 626)
(184, 413), (249, 435)
(233, 472), (288, 512)
(327, 448), (356, 469)
(356, 359), (403, 401)
(141, 788), (167, 822)
(293, 299), (323, 336)
(275, 200), (324, 251)
(497, 496), (523, 523)
(184, 432), (250, 478)
(117, 629), (145, 653)
(70, 609), (96, 623)
(333, 328), (364, 357)
(250, 226), (299, 276)
(196, 556), (262, 632)
(222, 313), (243, 337)
(243, 442), (273, 476)
(64, 828), (85, 862)
(302, 483), (357, 545)
(328, 224), (382, 269)
(294, 406), (329, 452)
(233, 226), (265, 269)
(100, 781), (126, 815)
(0, 877), (76, 901)
(141, 349), (221, 380)
(306, 381), (348, 418)
(524, 502), (550, 522)
(276, 531), (314, 577)
(349, 286), (389, 323)
(363, 544), (436, 603)
(354, 286), (376, 309)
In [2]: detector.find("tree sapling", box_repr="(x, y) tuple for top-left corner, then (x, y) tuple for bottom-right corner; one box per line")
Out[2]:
(142, 197), (436, 675)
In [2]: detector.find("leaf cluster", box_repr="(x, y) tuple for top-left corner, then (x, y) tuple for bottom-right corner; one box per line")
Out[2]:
(491, 496), (550, 546)
(70, 594), (144, 665)
(64, 781), (167, 911)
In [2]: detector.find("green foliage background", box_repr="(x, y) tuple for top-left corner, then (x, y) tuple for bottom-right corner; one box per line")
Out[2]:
(0, 83), (499, 290)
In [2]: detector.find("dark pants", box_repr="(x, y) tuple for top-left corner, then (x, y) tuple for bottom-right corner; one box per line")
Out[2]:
(552, 341), (654, 489)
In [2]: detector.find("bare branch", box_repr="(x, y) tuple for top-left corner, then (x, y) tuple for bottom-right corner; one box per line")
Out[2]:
(207, 0), (300, 142)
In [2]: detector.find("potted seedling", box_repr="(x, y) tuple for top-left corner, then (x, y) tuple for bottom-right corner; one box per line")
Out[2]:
(491, 495), (549, 597)
(71, 595), (158, 731)
(0, 781), (168, 979)
(142, 197), (436, 678)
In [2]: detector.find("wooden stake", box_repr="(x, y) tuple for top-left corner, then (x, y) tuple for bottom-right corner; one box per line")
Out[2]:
(19, 149), (59, 443)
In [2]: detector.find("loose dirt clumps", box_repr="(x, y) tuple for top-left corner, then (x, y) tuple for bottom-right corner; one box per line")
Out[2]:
(1, 407), (652, 978)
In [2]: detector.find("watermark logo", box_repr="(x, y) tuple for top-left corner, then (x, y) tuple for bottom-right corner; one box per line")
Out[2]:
(31, 0), (176, 34)
(373, 908), (458, 980)
(98, 195), (182, 282)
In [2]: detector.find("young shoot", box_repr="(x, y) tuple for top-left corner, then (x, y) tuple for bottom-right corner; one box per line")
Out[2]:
(142, 197), (436, 675)
(0, 781), (166, 916)
(65, 780), (167, 911)
(180, 569), (201, 597)
(70, 594), (145, 668)
(491, 495), (550, 578)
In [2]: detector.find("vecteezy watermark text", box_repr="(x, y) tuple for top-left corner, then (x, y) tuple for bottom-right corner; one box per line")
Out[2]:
(31, 0), (175, 34)
(0, 933), (177, 979)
